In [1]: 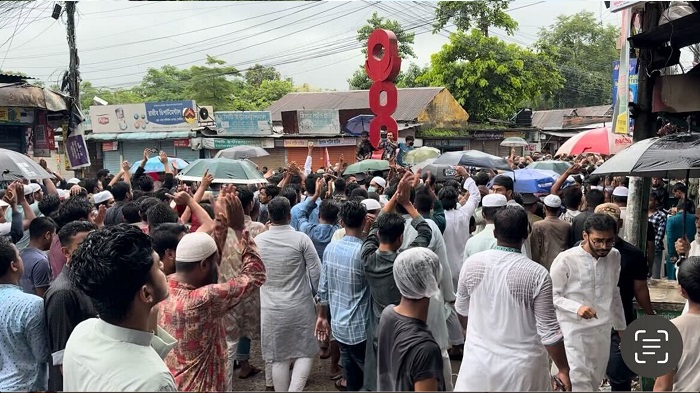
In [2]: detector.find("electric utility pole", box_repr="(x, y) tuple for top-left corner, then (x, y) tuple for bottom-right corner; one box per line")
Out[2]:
(65, 1), (80, 130)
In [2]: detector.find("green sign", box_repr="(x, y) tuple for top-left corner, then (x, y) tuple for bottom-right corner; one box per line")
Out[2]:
(203, 137), (274, 149)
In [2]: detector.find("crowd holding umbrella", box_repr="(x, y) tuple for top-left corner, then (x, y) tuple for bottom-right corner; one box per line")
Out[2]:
(129, 156), (189, 174)
(177, 157), (268, 184)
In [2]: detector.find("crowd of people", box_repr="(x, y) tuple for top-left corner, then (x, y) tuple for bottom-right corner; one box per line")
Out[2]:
(1, 142), (700, 392)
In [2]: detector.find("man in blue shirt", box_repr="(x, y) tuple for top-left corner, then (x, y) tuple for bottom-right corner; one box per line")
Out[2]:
(396, 135), (415, 168)
(291, 174), (320, 230)
(0, 236), (50, 391)
(299, 178), (341, 260)
(316, 200), (370, 391)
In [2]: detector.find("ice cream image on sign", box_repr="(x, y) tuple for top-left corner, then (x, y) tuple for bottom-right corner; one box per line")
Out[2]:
(115, 107), (128, 131)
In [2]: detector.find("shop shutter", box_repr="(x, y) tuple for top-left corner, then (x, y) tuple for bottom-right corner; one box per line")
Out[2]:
(0, 126), (24, 152)
(122, 141), (151, 169)
(247, 147), (286, 172)
(481, 140), (500, 156)
(103, 150), (122, 174)
(173, 145), (200, 166)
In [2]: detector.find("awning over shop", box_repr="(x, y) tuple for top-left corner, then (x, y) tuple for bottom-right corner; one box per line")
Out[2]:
(85, 131), (192, 141)
(0, 82), (71, 112)
(540, 130), (581, 138)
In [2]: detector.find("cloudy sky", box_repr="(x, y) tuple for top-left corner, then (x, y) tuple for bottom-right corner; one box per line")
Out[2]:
(0, 0), (624, 91)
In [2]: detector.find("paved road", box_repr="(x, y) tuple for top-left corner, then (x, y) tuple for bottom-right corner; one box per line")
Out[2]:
(232, 339), (461, 391)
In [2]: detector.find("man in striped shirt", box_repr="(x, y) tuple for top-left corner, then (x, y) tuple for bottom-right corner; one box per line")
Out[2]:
(316, 200), (370, 391)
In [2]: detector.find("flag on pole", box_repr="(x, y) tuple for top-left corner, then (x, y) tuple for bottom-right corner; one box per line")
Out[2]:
(324, 147), (331, 170)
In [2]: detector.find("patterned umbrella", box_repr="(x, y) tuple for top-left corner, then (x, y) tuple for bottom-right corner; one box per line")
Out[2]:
(527, 160), (572, 175)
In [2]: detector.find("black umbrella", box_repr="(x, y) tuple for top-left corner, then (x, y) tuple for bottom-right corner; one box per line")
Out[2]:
(0, 148), (53, 181)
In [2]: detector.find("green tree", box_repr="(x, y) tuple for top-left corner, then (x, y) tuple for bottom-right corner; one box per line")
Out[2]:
(534, 11), (619, 108)
(432, 0), (517, 36)
(185, 55), (240, 109)
(80, 81), (142, 110)
(245, 64), (282, 88)
(421, 29), (563, 121)
(396, 63), (431, 88)
(348, 12), (416, 90)
(135, 65), (188, 102)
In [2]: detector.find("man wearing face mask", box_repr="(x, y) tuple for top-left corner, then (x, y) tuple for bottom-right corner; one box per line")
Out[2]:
(158, 195), (267, 392)
(550, 214), (626, 392)
(367, 177), (386, 196)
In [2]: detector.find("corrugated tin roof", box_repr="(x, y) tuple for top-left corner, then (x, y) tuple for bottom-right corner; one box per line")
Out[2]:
(265, 87), (445, 122)
(532, 105), (612, 130)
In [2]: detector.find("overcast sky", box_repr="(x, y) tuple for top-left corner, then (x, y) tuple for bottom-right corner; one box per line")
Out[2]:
(0, 0), (625, 91)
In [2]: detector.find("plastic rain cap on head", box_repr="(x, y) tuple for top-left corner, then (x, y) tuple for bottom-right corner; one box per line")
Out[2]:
(67, 178), (81, 185)
(393, 247), (441, 300)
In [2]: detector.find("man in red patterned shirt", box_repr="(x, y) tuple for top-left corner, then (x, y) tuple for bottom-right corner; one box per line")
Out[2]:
(158, 195), (267, 392)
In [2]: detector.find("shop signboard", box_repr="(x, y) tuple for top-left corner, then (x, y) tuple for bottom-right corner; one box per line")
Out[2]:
(102, 142), (119, 151)
(214, 111), (272, 136)
(173, 139), (190, 148)
(89, 101), (197, 133)
(201, 137), (275, 149)
(608, 1), (644, 13)
(283, 137), (356, 148)
(0, 107), (35, 124)
(297, 110), (340, 135)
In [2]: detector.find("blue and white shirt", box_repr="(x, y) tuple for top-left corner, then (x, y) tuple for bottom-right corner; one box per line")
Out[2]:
(0, 284), (50, 391)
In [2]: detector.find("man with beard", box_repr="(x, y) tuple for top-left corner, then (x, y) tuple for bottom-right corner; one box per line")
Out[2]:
(550, 214), (626, 391)
(158, 194), (267, 392)
(63, 224), (175, 391)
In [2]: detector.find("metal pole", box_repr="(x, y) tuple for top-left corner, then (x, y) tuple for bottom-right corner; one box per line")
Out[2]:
(623, 2), (660, 251)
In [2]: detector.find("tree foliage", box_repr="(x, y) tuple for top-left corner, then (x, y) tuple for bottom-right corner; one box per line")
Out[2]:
(534, 11), (619, 108)
(421, 29), (563, 121)
(80, 57), (293, 111)
(348, 12), (417, 90)
(432, 0), (518, 36)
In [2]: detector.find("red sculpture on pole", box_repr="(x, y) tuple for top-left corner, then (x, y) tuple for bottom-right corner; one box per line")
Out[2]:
(365, 29), (401, 150)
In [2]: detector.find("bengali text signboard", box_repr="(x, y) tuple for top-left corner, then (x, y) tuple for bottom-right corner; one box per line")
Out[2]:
(89, 101), (197, 133)
(214, 111), (272, 136)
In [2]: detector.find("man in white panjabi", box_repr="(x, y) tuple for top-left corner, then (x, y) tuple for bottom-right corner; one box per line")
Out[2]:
(675, 208), (700, 315)
(463, 194), (529, 260)
(550, 213), (626, 392)
(456, 205), (571, 392)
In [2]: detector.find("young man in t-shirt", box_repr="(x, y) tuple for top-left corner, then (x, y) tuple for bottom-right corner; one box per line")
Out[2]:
(654, 256), (700, 392)
(376, 247), (445, 392)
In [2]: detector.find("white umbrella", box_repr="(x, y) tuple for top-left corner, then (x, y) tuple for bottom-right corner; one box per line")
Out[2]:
(0, 148), (53, 181)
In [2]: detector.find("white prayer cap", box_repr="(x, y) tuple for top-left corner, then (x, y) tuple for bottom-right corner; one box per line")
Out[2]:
(370, 177), (386, 189)
(24, 183), (41, 195)
(67, 178), (81, 185)
(543, 194), (562, 209)
(361, 198), (382, 212)
(612, 186), (629, 197)
(316, 169), (326, 174)
(393, 247), (441, 300)
(591, 186), (604, 191)
(0, 199), (8, 208)
(482, 194), (507, 208)
(93, 190), (113, 204)
(176, 232), (218, 263)
(57, 189), (71, 200)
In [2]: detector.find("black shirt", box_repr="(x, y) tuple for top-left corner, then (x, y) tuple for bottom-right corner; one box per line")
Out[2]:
(613, 239), (648, 325)
(376, 305), (445, 392)
(44, 266), (98, 391)
(569, 210), (593, 247)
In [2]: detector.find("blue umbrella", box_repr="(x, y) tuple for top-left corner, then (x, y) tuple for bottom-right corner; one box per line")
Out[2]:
(344, 115), (373, 136)
(130, 156), (189, 173)
(491, 168), (571, 194)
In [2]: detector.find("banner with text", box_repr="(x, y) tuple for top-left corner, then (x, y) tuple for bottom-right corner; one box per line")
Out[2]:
(297, 110), (340, 135)
(89, 101), (197, 133)
(201, 137), (275, 150)
(0, 107), (35, 124)
(213, 111), (272, 136)
(283, 137), (356, 148)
